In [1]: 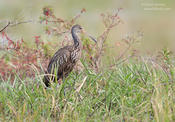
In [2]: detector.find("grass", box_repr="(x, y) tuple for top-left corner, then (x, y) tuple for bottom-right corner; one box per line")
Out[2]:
(0, 59), (175, 121)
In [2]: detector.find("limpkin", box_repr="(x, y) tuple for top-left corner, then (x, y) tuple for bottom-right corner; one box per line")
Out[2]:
(43, 24), (96, 87)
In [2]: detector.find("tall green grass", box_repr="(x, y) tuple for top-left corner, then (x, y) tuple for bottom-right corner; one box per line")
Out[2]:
(0, 59), (175, 121)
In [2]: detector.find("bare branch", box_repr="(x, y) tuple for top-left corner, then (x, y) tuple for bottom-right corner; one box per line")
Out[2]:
(92, 9), (122, 71)
(10, 20), (33, 27)
(0, 22), (10, 32)
(0, 20), (36, 32)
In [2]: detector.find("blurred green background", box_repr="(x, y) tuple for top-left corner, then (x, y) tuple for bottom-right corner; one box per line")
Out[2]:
(0, 0), (175, 52)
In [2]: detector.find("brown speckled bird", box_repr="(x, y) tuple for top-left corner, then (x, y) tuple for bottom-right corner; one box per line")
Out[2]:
(43, 24), (96, 87)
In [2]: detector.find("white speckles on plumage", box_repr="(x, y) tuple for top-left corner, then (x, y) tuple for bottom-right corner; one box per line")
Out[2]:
(63, 54), (67, 62)
(59, 56), (64, 65)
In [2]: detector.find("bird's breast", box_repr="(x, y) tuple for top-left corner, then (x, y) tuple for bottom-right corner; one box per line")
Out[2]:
(70, 47), (81, 63)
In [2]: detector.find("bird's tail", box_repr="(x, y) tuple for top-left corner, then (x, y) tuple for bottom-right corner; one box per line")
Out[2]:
(43, 72), (60, 87)
(43, 75), (50, 87)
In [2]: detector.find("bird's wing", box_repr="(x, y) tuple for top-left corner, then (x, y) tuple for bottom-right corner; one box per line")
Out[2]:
(47, 46), (72, 75)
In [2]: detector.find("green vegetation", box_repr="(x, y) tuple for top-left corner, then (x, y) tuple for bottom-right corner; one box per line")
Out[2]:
(0, 57), (175, 121)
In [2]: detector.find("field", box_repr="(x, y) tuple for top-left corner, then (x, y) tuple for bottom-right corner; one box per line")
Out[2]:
(0, 57), (175, 121)
(0, 1), (175, 121)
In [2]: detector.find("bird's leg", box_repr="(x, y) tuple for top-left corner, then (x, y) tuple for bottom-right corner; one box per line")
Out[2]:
(56, 78), (66, 96)
(61, 76), (66, 96)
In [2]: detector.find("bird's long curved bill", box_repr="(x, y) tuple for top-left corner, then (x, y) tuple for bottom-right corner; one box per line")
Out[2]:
(88, 35), (97, 43)
(83, 31), (97, 43)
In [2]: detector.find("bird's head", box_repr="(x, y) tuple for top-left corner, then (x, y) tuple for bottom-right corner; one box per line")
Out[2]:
(71, 24), (83, 34)
(71, 24), (97, 43)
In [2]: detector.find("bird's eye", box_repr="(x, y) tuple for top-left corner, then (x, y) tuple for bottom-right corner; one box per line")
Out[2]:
(79, 27), (82, 29)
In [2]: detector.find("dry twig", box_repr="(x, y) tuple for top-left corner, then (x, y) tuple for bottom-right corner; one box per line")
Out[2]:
(0, 22), (10, 32)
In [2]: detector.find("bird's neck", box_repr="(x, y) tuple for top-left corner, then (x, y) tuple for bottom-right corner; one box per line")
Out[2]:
(72, 31), (80, 48)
